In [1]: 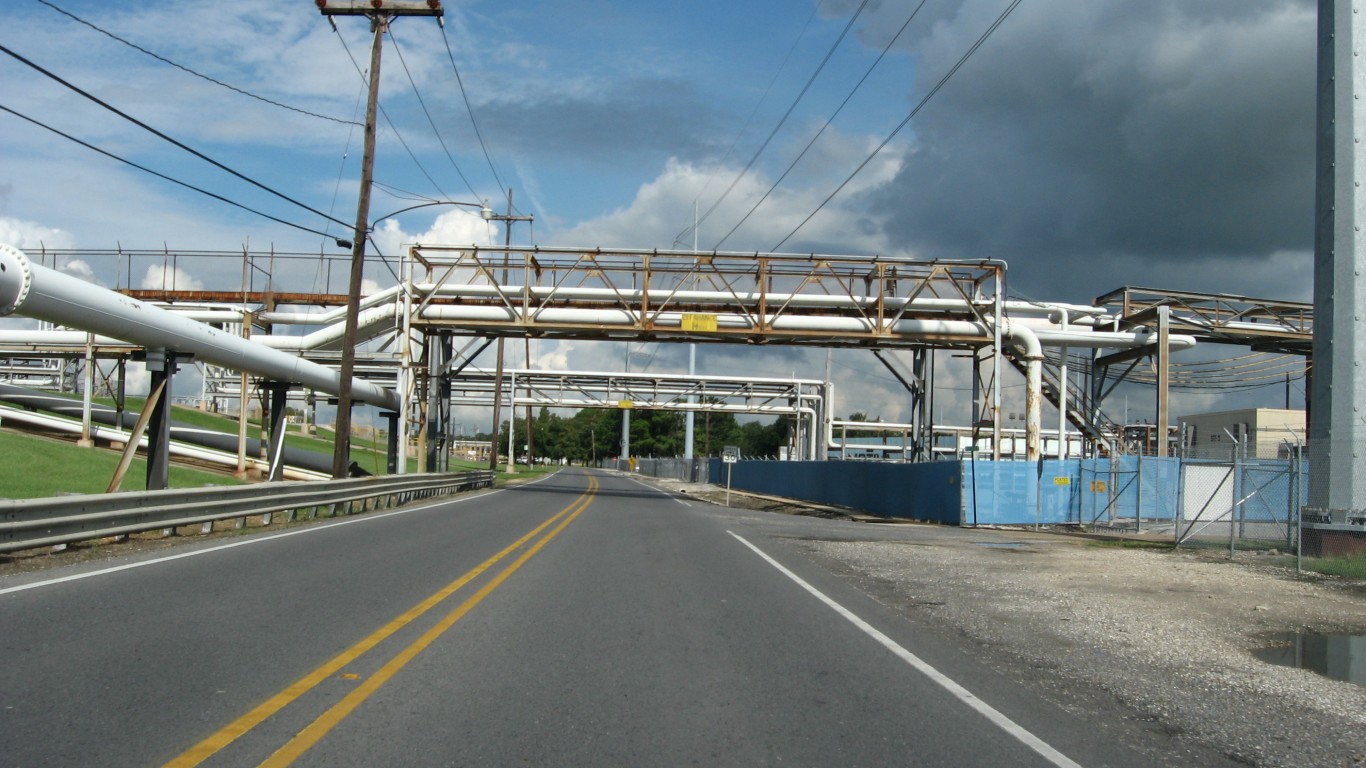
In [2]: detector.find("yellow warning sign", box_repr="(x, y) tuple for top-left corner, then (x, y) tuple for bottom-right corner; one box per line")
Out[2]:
(618, 400), (634, 410)
(1053, 477), (1071, 486)
(1090, 480), (1107, 493)
(681, 313), (719, 332)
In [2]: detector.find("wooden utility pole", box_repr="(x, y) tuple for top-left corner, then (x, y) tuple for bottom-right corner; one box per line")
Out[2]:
(319, 0), (443, 479)
(485, 189), (533, 473)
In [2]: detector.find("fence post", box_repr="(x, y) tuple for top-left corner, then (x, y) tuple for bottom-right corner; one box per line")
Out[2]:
(1174, 453), (1185, 547)
(1135, 450), (1144, 532)
(1234, 437), (1245, 554)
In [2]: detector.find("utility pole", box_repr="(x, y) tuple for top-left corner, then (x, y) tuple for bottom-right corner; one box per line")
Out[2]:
(319, 0), (444, 480)
(485, 189), (533, 473)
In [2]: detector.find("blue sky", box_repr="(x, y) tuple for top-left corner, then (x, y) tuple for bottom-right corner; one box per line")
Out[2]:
(0, 0), (1319, 424)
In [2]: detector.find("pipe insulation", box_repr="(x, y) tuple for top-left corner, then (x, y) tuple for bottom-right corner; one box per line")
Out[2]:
(0, 404), (326, 481)
(0, 244), (400, 411)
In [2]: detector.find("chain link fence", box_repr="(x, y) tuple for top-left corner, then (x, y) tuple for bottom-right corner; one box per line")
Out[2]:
(599, 457), (710, 483)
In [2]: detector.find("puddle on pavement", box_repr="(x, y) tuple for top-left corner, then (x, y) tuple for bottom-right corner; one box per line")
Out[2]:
(974, 542), (1026, 549)
(1255, 633), (1366, 686)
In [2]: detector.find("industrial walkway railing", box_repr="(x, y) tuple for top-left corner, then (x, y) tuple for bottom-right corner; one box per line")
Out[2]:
(0, 471), (495, 554)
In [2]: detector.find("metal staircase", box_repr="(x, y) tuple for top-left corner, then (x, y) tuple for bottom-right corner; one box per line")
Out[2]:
(1006, 349), (1123, 455)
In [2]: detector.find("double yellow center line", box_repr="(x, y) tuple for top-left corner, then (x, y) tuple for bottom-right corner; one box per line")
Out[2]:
(165, 473), (597, 768)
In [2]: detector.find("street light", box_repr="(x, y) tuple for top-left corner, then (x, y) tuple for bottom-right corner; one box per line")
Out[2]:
(334, 200), (490, 249)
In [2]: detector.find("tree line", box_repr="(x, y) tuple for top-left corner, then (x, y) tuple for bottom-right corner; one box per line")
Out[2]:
(467, 406), (794, 463)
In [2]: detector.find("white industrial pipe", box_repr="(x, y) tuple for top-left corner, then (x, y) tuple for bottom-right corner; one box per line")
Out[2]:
(0, 244), (400, 411)
(416, 305), (1193, 463)
(416, 304), (1196, 350)
(256, 303), (397, 352)
(1002, 320), (1045, 461)
(411, 282), (1108, 322)
(0, 404), (327, 481)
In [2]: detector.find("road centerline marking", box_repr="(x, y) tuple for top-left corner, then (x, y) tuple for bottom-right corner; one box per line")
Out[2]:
(163, 475), (596, 768)
(727, 530), (1083, 768)
(260, 478), (593, 767)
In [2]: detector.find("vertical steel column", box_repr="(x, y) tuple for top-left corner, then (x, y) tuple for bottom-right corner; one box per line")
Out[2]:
(382, 410), (399, 474)
(1155, 306), (1170, 458)
(440, 334), (453, 472)
(145, 349), (177, 491)
(425, 331), (445, 472)
(114, 357), (126, 431)
(266, 383), (289, 482)
(78, 333), (95, 448)
(1310, 0), (1366, 509)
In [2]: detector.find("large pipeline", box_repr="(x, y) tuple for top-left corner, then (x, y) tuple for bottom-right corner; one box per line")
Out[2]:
(0, 244), (400, 411)
(0, 404), (327, 481)
(0, 383), (334, 475)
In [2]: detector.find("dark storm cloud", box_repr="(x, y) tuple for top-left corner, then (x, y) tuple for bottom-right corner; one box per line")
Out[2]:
(856, 0), (1316, 301)
(475, 77), (723, 165)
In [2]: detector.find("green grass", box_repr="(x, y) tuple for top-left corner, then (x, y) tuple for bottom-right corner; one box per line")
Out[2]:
(1086, 539), (1176, 551)
(0, 430), (244, 499)
(1265, 554), (1366, 580)
(93, 397), (391, 474)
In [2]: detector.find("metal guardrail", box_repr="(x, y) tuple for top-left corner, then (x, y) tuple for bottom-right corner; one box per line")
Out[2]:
(0, 471), (496, 553)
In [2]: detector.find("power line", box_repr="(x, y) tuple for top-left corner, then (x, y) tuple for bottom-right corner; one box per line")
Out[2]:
(371, 179), (442, 204)
(0, 42), (355, 232)
(388, 26), (483, 202)
(0, 103), (342, 243)
(32, 0), (361, 127)
(329, 21), (452, 201)
(674, 1), (828, 247)
(440, 23), (509, 198)
(771, 0), (1025, 252)
(686, 0), (872, 246)
(714, 0), (928, 249)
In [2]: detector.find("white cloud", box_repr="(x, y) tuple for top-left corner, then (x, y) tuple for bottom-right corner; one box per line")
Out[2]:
(140, 264), (203, 292)
(0, 216), (74, 251)
(551, 147), (902, 255)
(57, 259), (103, 288)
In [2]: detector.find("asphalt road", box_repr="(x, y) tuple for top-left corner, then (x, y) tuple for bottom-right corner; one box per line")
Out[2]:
(0, 469), (1229, 767)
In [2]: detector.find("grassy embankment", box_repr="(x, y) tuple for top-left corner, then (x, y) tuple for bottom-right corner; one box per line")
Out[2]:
(1, 397), (548, 498)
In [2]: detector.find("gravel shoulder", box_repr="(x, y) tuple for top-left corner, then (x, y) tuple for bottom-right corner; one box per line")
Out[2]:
(664, 478), (1366, 768)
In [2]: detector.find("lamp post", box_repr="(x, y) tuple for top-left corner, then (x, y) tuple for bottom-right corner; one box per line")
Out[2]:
(318, 0), (443, 480)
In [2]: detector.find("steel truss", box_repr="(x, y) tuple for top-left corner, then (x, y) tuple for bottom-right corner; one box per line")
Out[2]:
(436, 369), (831, 462)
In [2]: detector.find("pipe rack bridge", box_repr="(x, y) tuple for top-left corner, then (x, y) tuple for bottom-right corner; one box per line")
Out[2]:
(0, 243), (1199, 464)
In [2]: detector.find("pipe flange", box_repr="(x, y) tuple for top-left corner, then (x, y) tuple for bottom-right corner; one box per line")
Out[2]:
(0, 243), (33, 317)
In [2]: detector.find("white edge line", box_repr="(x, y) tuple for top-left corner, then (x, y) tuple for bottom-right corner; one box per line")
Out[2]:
(727, 531), (1083, 768)
(622, 475), (692, 507)
(0, 486), (507, 597)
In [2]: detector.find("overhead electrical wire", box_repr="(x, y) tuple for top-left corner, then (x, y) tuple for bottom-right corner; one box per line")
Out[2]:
(32, 0), (361, 127)
(770, 0), (1025, 252)
(714, 0), (929, 249)
(0, 103), (342, 243)
(673, 0), (827, 247)
(371, 180), (442, 204)
(329, 22), (452, 202)
(683, 0), (872, 248)
(316, 83), (367, 290)
(0, 43), (355, 232)
(439, 23), (509, 200)
(388, 27), (483, 203)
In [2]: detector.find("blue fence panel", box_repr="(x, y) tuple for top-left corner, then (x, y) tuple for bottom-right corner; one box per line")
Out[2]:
(706, 459), (962, 523)
(962, 459), (1081, 525)
(1137, 456), (1181, 522)
(699, 455), (1192, 527)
